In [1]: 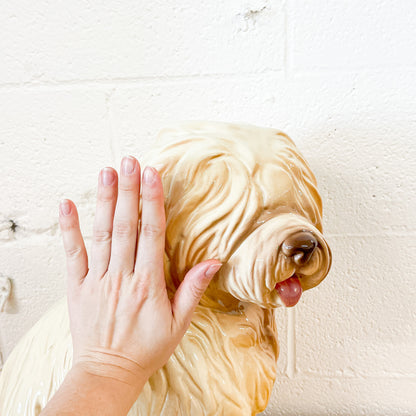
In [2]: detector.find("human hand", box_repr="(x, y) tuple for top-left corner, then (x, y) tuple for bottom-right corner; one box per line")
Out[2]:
(58, 156), (222, 389)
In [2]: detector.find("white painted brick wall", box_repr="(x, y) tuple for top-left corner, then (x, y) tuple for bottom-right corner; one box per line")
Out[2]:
(1, 1), (415, 414)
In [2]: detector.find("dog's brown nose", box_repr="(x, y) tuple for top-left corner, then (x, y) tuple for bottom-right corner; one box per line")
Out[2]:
(282, 231), (318, 265)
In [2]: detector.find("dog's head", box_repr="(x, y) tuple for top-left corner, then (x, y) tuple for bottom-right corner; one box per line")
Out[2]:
(144, 121), (331, 310)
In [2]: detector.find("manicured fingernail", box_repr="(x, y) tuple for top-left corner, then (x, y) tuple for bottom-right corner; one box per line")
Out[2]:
(122, 156), (136, 175)
(143, 167), (155, 184)
(205, 263), (222, 278)
(102, 168), (115, 186)
(60, 199), (71, 216)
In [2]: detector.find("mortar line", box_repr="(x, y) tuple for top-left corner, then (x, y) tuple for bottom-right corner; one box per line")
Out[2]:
(276, 372), (416, 380)
(0, 69), (284, 92)
(326, 231), (416, 238)
(292, 65), (416, 77)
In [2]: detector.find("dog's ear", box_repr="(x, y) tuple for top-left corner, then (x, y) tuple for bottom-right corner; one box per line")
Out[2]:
(148, 141), (258, 287)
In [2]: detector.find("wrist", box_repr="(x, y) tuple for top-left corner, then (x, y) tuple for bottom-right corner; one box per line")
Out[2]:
(40, 360), (149, 415)
(65, 362), (146, 412)
(72, 351), (150, 395)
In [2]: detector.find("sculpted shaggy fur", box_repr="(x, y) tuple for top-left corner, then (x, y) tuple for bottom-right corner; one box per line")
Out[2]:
(0, 121), (331, 415)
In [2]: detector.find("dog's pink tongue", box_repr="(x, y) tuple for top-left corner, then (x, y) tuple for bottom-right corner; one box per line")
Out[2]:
(275, 276), (302, 307)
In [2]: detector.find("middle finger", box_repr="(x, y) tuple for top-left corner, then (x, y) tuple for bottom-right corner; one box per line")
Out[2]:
(108, 155), (141, 275)
(89, 167), (118, 278)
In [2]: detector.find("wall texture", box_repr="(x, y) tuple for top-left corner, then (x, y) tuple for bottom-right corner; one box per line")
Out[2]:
(1, 0), (415, 414)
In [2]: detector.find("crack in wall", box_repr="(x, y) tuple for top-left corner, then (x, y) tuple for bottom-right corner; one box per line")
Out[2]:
(236, 0), (270, 32)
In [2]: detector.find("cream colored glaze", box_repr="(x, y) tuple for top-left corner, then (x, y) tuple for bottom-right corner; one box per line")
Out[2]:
(0, 121), (332, 415)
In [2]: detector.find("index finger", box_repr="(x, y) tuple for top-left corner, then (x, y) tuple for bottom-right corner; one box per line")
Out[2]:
(134, 167), (166, 282)
(58, 199), (88, 292)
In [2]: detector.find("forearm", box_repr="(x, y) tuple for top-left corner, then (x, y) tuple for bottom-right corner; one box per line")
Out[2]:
(40, 363), (147, 416)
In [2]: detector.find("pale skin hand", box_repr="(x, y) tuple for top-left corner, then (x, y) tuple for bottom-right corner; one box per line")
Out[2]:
(40, 156), (222, 416)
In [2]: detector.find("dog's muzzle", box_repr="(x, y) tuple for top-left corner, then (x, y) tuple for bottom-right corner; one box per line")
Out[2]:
(215, 214), (331, 309)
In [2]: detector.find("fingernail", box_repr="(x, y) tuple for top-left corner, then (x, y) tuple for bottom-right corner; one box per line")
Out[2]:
(102, 168), (115, 186)
(60, 199), (71, 216)
(205, 263), (222, 278)
(143, 166), (155, 184)
(122, 156), (136, 175)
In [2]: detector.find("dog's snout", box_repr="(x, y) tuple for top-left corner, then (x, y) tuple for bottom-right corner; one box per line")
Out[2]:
(282, 231), (318, 265)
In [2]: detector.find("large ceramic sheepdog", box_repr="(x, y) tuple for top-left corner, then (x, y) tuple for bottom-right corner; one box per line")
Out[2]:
(0, 121), (332, 415)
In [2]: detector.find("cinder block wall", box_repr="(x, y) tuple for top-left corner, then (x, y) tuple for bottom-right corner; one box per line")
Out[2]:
(1, 1), (415, 414)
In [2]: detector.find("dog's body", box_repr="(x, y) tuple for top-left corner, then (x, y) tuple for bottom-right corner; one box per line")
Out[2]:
(0, 122), (331, 415)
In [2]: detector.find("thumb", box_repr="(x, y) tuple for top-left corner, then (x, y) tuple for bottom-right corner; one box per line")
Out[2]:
(171, 260), (222, 332)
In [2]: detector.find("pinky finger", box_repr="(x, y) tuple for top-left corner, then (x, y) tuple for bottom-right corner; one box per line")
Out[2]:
(59, 199), (88, 291)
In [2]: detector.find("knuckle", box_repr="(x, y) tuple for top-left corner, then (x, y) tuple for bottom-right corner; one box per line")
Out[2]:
(141, 223), (164, 239)
(93, 229), (112, 243)
(113, 220), (136, 240)
(82, 278), (96, 293)
(60, 220), (79, 232)
(66, 246), (83, 259)
(190, 283), (205, 301)
(142, 186), (162, 202)
(135, 265), (151, 282)
(119, 182), (136, 193)
(137, 263), (159, 280)
(135, 277), (150, 301)
(97, 191), (114, 203)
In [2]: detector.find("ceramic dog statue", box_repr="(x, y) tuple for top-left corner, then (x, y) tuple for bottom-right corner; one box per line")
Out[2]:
(0, 121), (331, 415)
